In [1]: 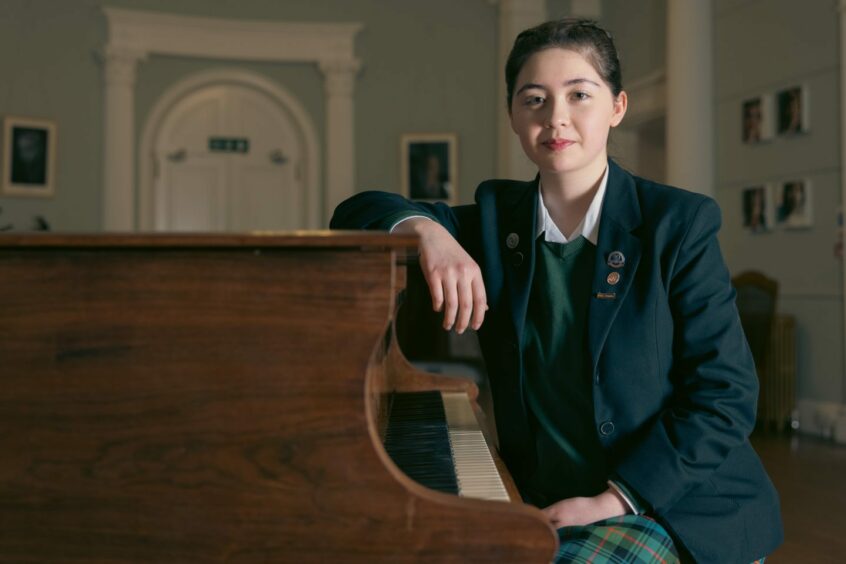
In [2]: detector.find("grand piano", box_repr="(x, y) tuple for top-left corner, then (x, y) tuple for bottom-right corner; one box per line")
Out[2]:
(0, 232), (557, 562)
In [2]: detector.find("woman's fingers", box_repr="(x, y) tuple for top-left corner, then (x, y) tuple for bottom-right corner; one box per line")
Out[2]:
(455, 274), (474, 334)
(441, 275), (459, 331)
(471, 276), (488, 331)
(413, 221), (487, 332)
(426, 272), (444, 313)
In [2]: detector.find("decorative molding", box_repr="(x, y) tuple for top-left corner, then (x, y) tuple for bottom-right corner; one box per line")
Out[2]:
(620, 70), (666, 127)
(100, 46), (146, 86)
(102, 7), (362, 65)
(101, 7), (362, 230)
(319, 59), (363, 98)
(138, 69), (322, 231)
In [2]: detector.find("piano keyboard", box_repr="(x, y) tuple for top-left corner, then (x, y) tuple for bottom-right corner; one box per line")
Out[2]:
(384, 391), (511, 502)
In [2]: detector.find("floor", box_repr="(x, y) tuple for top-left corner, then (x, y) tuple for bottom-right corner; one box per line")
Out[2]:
(751, 433), (846, 563)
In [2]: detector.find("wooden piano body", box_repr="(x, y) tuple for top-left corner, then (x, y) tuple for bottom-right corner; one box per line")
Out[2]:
(0, 232), (556, 562)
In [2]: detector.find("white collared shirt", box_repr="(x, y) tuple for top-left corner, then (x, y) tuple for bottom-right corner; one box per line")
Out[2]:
(536, 165), (609, 245)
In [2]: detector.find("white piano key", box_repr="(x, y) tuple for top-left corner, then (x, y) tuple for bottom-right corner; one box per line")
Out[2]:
(441, 392), (511, 502)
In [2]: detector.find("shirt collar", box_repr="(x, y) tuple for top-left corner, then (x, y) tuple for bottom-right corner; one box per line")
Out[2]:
(536, 165), (609, 245)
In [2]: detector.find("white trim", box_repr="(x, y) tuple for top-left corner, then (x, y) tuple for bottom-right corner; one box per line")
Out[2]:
(138, 69), (322, 231)
(102, 7), (361, 64)
(796, 399), (846, 444)
(101, 7), (362, 230)
(621, 70), (666, 127)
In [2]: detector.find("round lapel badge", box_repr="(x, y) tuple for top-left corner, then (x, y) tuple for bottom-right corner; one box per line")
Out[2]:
(506, 233), (520, 249)
(606, 271), (621, 285)
(607, 251), (625, 269)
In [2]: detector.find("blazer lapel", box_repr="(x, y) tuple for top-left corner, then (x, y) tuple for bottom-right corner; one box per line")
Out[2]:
(588, 161), (643, 376)
(499, 178), (539, 347)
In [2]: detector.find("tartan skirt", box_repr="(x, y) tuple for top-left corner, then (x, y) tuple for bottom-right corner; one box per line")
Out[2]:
(555, 515), (767, 563)
(555, 515), (679, 563)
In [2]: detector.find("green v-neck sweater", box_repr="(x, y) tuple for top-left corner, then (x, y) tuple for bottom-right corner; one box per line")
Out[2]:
(520, 236), (608, 507)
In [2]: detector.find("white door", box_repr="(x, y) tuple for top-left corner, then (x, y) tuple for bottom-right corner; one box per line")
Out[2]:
(154, 83), (306, 231)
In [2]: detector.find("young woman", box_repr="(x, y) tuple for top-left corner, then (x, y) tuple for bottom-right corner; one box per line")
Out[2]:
(331, 19), (783, 563)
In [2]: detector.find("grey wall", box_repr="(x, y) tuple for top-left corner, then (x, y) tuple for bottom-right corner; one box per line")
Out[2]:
(715, 0), (843, 404)
(0, 0), (498, 232)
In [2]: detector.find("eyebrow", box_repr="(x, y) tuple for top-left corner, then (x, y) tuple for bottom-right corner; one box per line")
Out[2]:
(515, 78), (601, 95)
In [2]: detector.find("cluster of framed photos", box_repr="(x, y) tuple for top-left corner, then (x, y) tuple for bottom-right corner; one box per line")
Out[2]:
(401, 133), (457, 205)
(0, 115), (56, 198)
(742, 84), (808, 143)
(742, 180), (812, 233)
(741, 84), (811, 233)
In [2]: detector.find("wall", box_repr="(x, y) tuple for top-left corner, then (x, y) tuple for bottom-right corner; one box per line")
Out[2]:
(714, 0), (844, 427)
(0, 0), (498, 231)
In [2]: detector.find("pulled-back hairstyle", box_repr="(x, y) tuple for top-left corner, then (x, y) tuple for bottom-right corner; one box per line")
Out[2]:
(505, 19), (623, 110)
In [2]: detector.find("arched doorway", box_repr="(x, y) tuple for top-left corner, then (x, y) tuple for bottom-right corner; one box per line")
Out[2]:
(139, 70), (321, 231)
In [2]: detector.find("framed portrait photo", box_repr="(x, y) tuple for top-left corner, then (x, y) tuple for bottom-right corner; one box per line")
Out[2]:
(1, 116), (57, 198)
(776, 179), (812, 229)
(741, 95), (774, 143)
(776, 85), (809, 136)
(400, 133), (457, 204)
(741, 184), (773, 233)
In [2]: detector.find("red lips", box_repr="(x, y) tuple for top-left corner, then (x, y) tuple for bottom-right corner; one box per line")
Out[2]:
(543, 139), (574, 150)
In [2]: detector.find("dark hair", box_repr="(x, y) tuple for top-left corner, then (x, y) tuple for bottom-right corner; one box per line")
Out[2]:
(505, 19), (623, 110)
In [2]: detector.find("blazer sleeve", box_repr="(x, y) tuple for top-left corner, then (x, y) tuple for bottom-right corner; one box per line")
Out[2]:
(613, 197), (758, 513)
(329, 190), (461, 237)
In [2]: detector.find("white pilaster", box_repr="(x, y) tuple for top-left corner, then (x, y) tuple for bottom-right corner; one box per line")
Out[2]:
(319, 59), (361, 221)
(102, 46), (145, 231)
(497, 0), (546, 181)
(665, 0), (714, 196)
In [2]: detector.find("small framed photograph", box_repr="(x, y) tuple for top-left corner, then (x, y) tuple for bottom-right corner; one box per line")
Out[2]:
(742, 185), (773, 233)
(1, 116), (56, 197)
(776, 85), (808, 135)
(776, 179), (812, 228)
(400, 133), (457, 204)
(741, 95), (774, 143)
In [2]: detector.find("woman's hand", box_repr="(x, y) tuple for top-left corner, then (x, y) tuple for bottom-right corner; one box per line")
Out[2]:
(542, 488), (629, 528)
(395, 218), (487, 333)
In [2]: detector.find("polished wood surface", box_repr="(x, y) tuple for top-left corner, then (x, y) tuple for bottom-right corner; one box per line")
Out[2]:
(753, 433), (846, 563)
(0, 232), (556, 562)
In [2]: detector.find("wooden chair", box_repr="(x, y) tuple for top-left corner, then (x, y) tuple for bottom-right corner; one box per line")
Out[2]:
(732, 271), (779, 375)
(732, 271), (796, 431)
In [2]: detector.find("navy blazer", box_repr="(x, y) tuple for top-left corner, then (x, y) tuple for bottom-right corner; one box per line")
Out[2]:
(331, 159), (783, 563)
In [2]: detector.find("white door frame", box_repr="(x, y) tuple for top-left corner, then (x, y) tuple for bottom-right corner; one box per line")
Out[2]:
(101, 6), (362, 230)
(139, 69), (321, 230)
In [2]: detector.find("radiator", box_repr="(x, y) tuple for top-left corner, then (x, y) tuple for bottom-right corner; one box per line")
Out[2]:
(757, 314), (797, 431)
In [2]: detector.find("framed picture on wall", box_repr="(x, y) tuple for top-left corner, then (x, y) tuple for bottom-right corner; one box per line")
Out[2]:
(776, 179), (812, 228)
(776, 85), (809, 135)
(741, 184), (773, 233)
(400, 133), (457, 204)
(1, 116), (56, 197)
(741, 95), (774, 143)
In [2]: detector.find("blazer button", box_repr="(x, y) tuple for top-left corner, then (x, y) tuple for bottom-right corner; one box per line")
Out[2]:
(599, 421), (615, 436)
(511, 252), (524, 267)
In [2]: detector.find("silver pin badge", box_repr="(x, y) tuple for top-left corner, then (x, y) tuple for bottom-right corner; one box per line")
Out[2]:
(607, 272), (620, 285)
(607, 251), (625, 269)
(506, 233), (520, 249)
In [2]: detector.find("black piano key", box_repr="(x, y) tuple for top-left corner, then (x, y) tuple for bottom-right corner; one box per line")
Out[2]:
(383, 391), (459, 495)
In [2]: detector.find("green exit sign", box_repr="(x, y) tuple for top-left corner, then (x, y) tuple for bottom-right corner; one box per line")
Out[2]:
(209, 137), (249, 153)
